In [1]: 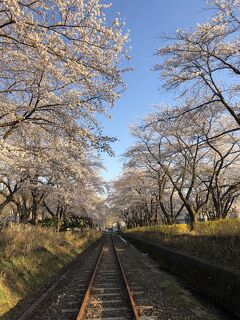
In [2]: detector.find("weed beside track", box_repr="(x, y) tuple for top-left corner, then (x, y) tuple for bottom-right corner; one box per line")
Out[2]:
(0, 225), (100, 317)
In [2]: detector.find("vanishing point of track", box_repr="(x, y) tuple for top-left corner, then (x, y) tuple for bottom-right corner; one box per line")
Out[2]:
(75, 235), (140, 320)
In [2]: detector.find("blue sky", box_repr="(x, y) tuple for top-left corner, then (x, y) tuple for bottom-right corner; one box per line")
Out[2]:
(100, 0), (209, 181)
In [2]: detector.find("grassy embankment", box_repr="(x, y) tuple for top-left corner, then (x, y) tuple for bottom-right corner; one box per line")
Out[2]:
(0, 225), (101, 317)
(125, 219), (240, 273)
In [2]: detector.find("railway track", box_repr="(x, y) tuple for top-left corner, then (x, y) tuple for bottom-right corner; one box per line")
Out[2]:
(75, 235), (140, 320)
(10, 234), (234, 320)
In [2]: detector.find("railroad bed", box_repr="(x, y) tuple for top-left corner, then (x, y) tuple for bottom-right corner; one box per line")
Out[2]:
(76, 235), (140, 319)
(13, 235), (235, 320)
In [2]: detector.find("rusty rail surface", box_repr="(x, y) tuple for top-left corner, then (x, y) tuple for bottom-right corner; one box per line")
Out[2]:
(111, 236), (140, 320)
(75, 236), (108, 320)
(75, 235), (139, 320)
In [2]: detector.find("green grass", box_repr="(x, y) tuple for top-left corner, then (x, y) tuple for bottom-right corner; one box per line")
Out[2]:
(0, 225), (100, 317)
(125, 219), (240, 273)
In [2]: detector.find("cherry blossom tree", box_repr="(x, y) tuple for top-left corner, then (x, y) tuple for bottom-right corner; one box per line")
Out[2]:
(0, 0), (128, 142)
(0, 1), (129, 227)
(112, 106), (240, 228)
(108, 169), (160, 227)
(108, 0), (240, 229)
(154, 0), (240, 129)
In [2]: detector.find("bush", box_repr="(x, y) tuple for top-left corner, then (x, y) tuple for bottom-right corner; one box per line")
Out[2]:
(126, 223), (190, 235)
(126, 219), (240, 273)
(194, 219), (240, 237)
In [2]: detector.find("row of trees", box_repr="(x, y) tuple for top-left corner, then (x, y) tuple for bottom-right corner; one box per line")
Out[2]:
(109, 0), (240, 228)
(0, 0), (128, 228)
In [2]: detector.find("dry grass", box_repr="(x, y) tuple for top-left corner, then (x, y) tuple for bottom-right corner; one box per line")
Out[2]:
(0, 225), (100, 317)
(126, 219), (240, 273)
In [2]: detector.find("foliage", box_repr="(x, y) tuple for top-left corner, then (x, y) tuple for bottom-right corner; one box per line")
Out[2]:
(109, 0), (240, 228)
(61, 215), (93, 230)
(126, 219), (240, 273)
(110, 108), (240, 227)
(127, 224), (190, 235)
(154, 0), (240, 127)
(126, 219), (240, 237)
(0, 224), (100, 317)
(0, 0), (129, 225)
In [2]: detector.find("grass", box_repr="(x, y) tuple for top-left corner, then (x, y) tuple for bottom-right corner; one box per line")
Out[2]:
(125, 219), (240, 273)
(0, 225), (100, 317)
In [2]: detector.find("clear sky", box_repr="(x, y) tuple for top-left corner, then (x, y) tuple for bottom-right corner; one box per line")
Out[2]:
(100, 0), (209, 181)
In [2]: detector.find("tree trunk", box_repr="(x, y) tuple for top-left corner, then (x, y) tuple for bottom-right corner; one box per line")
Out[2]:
(32, 197), (42, 225)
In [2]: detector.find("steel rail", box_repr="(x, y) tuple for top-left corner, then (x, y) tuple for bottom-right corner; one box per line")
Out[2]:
(75, 235), (140, 320)
(111, 236), (140, 320)
(75, 236), (107, 320)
